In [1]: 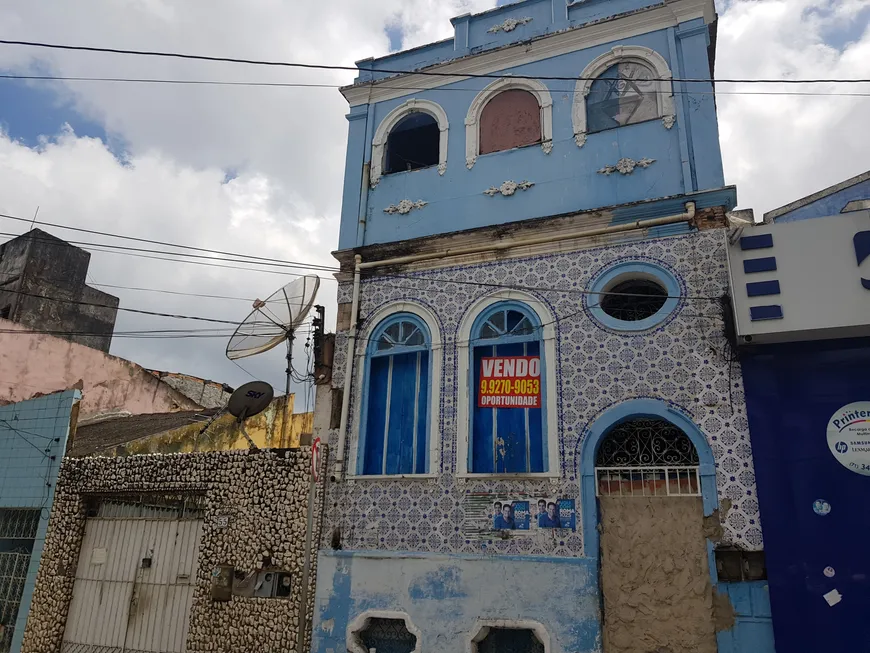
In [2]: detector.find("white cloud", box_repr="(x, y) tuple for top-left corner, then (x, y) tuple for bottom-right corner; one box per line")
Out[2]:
(0, 0), (868, 397)
(716, 0), (870, 215)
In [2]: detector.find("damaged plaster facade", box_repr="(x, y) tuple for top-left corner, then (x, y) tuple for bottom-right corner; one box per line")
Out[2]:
(20, 448), (326, 653)
(312, 0), (771, 651)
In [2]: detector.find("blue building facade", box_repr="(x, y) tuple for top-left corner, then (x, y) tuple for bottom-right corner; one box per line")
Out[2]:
(729, 171), (870, 653)
(0, 390), (80, 653)
(315, 1), (772, 651)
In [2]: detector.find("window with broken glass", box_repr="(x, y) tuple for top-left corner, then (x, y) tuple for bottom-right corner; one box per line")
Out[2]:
(598, 278), (668, 322)
(586, 61), (660, 133)
(477, 628), (545, 653)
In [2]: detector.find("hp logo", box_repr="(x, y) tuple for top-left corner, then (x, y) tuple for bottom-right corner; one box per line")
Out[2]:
(835, 441), (849, 454)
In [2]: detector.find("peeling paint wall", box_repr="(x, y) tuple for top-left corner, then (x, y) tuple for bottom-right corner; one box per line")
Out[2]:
(599, 496), (717, 653)
(0, 319), (200, 419)
(20, 448), (326, 653)
(108, 396), (314, 456)
(311, 552), (602, 653)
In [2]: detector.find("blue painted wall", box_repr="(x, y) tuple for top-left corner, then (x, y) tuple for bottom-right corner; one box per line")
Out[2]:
(338, 0), (727, 248)
(311, 551), (601, 653)
(741, 338), (870, 653)
(0, 390), (80, 653)
(716, 581), (775, 653)
(773, 177), (870, 222)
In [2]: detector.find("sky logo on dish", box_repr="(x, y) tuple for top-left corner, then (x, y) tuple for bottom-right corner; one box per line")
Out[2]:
(855, 231), (870, 290)
(836, 441), (849, 454)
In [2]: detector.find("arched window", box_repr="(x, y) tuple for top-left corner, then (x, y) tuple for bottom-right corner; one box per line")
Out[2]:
(360, 313), (431, 476)
(586, 61), (658, 133)
(479, 89), (542, 155)
(385, 112), (439, 174)
(572, 45), (676, 147)
(469, 302), (546, 474)
(465, 78), (553, 168)
(370, 99), (449, 186)
(595, 418), (700, 497)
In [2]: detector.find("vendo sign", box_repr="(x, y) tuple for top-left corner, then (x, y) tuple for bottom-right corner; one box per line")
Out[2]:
(478, 356), (541, 409)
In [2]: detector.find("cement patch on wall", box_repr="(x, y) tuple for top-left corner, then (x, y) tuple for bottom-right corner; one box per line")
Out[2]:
(599, 496), (716, 653)
(311, 551), (602, 653)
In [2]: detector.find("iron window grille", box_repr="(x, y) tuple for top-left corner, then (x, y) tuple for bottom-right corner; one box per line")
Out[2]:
(0, 509), (40, 653)
(598, 279), (668, 322)
(595, 418), (700, 497)
(358, 617), (417, 653)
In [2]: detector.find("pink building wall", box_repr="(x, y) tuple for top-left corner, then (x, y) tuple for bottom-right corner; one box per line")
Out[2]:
(0, 319), (201, 419)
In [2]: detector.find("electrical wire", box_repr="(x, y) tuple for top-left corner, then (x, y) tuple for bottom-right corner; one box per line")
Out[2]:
(0, 286), (243, 325)
(3, 39), (870, 85)
(4, 73), (870, 98)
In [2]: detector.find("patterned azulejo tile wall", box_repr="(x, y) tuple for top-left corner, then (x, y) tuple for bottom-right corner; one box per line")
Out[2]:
(325, 229), (763, 557)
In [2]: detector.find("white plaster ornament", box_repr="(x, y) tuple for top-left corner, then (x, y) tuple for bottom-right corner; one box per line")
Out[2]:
(487, 17), (532, 33)
(483, 180), (535, 197)
(597, 157), (656, 176)
(384, 200), (428, 215)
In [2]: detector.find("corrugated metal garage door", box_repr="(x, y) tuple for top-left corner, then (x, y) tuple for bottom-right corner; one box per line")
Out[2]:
(61, 499), (203, 653)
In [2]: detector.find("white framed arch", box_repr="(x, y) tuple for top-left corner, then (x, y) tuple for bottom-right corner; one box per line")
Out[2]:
(348, 300), (443, 478)
(467, 619), (551, 653)
(370, 98), (449, 186)
(465, 77), (554, 169)
(456, 289), (559, 478)
(347, 610), (422, 653)
(572, 45), (676, 148)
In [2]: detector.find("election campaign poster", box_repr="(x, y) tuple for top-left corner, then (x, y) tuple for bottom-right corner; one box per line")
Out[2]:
(491, 500), (530, 530)
(489, 498), (576, 532)
(533, 498), (576, 530)
(478, 355), (542, 409)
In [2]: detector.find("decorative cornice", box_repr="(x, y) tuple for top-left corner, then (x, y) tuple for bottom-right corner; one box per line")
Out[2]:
(598, 158), (656, 176)
(384, 199), (428, 214)
(483, 180), (534, 197)
(341, 0), (712, 107)
(487, 16), (532, 33)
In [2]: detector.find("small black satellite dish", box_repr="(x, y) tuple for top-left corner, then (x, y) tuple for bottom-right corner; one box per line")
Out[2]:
(228, 381), (274, 420)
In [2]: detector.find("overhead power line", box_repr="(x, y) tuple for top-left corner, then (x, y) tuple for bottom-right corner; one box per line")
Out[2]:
(0, 211), (339, 273)
(0, 286), (246, 325)
(2, 39), (870, 85)
(4, 74), (870, 97)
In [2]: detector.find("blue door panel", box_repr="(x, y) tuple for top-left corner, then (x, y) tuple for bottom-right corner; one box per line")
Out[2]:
(716, 581), (776, 652)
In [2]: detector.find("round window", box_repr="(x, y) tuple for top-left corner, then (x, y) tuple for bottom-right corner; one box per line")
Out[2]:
(599, 278), (668, 322)
(588, 261), (681, 332)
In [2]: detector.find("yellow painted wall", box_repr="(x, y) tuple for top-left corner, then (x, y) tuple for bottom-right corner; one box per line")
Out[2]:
(106, 395), (313, 456)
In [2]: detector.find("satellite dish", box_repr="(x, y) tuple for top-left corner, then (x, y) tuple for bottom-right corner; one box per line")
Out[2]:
(228, 381), (275, 420)
(226, 381), (274, 450)
(226, 275), (320, 361)
(225, 275), (320, 445)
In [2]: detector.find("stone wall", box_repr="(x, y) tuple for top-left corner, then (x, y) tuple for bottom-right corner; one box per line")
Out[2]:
(20, 447), (326, 653)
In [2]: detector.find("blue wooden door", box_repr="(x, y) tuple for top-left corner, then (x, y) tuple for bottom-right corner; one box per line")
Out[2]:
(716, 581), (776, 652)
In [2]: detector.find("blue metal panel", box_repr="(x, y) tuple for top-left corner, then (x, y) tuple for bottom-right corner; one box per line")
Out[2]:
(495, 342), (528, 473)
(749, 305), (783, 321)
(746, 280), (780, 297)
(715, 582), (776, 653)
(386, 352), (418, 475)
(364, 356), (390, 475)
(743, 257), (777, 274)
(741, 337), (870, 652)
(740, 234), (774, 250)
(472, 345), (496, 474)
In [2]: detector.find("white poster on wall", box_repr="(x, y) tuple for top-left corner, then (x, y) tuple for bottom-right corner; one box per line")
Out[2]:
(827, 401), (870, 476)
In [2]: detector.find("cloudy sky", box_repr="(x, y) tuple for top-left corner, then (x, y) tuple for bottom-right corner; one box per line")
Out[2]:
(0, 0), (868, 406)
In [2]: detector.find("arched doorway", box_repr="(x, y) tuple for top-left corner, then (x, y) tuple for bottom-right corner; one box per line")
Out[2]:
(580, 401), (719, 653)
